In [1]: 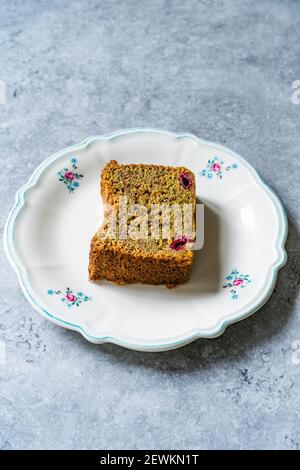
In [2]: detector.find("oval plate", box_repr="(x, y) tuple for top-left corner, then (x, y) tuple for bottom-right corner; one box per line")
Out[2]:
(4, 129), (287, 351)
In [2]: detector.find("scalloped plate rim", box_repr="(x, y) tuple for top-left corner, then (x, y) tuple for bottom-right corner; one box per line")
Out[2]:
(3, 128), (288, 352)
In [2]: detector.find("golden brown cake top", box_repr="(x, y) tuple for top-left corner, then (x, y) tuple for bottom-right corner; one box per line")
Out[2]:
(101, 160), (195, 206)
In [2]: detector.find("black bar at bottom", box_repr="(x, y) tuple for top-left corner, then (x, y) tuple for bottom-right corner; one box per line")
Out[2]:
(0, 449), (299, 465)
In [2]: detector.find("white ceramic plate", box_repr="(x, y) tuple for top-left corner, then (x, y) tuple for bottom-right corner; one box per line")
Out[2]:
(4, 129), (287, 352)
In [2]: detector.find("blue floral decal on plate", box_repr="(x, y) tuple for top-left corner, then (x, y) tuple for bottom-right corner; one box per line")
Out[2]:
(223, 269), (252, 299)
(57, 158), (83, 192)
(200, 157), (238, 179)
(48, 287), (91, 307)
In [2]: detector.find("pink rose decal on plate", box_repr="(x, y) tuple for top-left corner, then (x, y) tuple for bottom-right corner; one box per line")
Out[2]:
(200, 157), (238, 180)
(223, 269), (251, 299)
(57, 158), (83, 193)
(212, 162), (221, 172)
(48, 287), (91, 308)
(65, 293), (77, 302)
(233, 278), (244, 287)
(64, 171), (75, 181)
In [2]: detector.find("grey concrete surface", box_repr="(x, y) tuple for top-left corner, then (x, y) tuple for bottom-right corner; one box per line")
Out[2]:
(0, 0), (299, 450)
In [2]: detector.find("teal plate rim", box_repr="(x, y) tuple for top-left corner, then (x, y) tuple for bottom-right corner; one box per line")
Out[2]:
(3, 128), (288, 352)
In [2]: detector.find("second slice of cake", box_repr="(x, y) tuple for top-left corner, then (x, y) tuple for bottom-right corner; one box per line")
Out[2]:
(88, 160), (196, 287)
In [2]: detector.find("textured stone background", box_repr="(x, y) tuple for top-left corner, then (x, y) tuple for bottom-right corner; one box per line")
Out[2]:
(0, 0), (299, 450)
